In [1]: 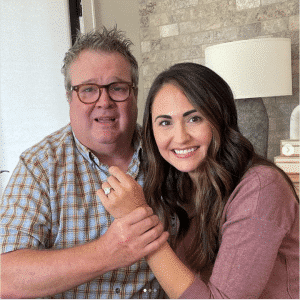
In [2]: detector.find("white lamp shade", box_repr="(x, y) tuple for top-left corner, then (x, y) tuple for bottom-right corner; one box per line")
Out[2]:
(205, 38), (293, 99)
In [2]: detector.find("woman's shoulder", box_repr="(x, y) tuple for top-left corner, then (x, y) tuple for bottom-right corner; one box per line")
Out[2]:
(236, 164), (295, 195)
(224, 165), (298, 230)
(242, 164), (286, 185)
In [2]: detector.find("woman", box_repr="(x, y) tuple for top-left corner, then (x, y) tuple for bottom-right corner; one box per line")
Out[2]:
(97, 63), (299, 298)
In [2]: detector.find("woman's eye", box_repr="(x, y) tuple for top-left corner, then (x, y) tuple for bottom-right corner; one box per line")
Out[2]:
(159, 120), (171, 126)
(189, 116), (202, 123)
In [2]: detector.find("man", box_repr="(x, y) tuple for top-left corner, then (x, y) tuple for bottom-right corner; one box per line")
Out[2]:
(0, 28), (169, 298)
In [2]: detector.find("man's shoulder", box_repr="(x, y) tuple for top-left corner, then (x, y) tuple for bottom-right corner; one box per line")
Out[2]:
(21, 124), (74, 162)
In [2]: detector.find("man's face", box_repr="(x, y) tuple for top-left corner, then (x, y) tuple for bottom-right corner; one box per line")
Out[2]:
(69, 50), (138, 153)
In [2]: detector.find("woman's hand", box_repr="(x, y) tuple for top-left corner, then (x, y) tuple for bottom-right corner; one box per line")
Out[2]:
(97, 166), (148, 218)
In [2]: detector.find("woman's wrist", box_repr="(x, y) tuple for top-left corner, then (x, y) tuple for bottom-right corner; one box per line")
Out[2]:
(145, 240), (195, 298)
(146, 241), (169, 261)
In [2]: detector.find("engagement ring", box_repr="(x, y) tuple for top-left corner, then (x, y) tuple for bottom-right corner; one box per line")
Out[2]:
(104, 187), (112, 195)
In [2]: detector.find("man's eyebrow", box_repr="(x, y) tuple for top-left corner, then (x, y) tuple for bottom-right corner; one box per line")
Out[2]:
(80, 78), (98, 84)
(79, 77), (128, 85)
(154, 115), (172, 122)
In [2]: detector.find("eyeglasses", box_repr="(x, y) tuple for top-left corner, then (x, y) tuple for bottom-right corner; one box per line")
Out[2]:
(71, 82), (136, 104)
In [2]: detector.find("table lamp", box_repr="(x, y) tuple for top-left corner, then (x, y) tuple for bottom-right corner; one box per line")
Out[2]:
(205, 38), (293, 157)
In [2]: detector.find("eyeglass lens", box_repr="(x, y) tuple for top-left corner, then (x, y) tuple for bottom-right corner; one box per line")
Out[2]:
(77, 82), (131, 103)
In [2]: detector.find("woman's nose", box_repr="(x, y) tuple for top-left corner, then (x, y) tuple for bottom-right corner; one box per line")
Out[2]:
(173, 123), (190, 143)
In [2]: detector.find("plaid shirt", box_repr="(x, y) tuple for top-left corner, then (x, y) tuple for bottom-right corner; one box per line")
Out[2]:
(0, 124), (166, 299)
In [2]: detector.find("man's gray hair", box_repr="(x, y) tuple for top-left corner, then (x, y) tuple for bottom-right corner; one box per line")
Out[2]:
(62, 27), (139, 99)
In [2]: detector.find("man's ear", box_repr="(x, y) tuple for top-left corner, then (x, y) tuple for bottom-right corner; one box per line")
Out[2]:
(134, 88), (138, 99)
(66, 91), (72, 103)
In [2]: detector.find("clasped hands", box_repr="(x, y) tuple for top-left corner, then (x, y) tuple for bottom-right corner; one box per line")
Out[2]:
(96, 166), (169, 267)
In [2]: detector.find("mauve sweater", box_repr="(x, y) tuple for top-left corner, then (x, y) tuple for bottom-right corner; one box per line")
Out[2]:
(176, 166), (299, 299)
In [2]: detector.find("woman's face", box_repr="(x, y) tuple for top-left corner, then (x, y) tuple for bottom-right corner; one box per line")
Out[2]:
(151, 83), (213, 175)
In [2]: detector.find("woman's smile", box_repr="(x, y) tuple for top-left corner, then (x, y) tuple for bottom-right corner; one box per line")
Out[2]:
(173, 147), (199, 157)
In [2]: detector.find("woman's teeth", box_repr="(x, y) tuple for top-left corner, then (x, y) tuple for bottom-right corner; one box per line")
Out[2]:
(174, 147), (197, 155)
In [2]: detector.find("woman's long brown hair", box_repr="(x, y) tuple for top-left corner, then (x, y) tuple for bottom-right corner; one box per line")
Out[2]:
(142, 63), (299, 273)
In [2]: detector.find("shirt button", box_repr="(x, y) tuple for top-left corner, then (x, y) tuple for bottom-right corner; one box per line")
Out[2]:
(115, 288), (120, 294)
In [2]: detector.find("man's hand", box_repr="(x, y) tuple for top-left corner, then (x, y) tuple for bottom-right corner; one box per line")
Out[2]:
(101, 206), (169, 269)
(97, 166), (148, 218)
(0, 206), (169, 299)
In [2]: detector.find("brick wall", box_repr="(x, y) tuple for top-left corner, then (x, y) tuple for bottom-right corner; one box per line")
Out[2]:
(138, 0), (299, 160)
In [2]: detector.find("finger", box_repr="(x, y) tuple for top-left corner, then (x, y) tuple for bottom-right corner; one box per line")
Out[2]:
(101, 182), (114, 195)
(124, 206), (153, 225)
(97, 188), (109, 201)
(109, 166), (132, 184)
(106, 175), (122, 193)
(139, 218), (164, 244)
(131, 214), (160, 237)
(143, 232), (170, 257)
(101, 181), (111, 190)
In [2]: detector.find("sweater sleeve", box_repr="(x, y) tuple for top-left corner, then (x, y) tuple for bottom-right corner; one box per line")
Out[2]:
(179, 166), (298, 299)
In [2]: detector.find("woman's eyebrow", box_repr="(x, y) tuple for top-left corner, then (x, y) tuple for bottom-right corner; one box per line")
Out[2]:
(154, 115), (172, 122)
(154, 109), (197, 122)
(183, 109), (197, 117)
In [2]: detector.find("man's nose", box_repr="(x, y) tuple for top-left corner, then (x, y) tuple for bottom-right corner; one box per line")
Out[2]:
(95, 88), (114, 108)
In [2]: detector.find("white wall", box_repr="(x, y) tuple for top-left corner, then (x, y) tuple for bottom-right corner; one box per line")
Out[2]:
(0, 0), (71, 196)
(94, 0), (144, 124)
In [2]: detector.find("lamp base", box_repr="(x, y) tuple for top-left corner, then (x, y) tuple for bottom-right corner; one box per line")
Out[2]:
(234, 97), (269, 158)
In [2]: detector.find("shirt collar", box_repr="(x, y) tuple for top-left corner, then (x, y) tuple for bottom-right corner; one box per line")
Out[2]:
(72, 125), (143, 177)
